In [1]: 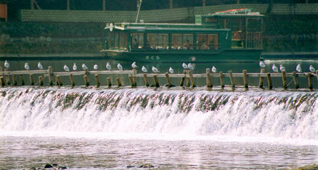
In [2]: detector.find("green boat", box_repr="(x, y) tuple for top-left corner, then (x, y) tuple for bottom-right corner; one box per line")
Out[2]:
(101, 8), (264, 63)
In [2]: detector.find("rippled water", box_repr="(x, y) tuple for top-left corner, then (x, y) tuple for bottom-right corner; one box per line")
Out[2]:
(1, 136), (318, 169)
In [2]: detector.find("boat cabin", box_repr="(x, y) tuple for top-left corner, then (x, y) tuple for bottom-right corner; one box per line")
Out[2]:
(102, 8), (264, 62)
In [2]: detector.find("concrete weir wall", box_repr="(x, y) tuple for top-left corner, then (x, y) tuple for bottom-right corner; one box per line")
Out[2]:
(19, 4), (318, 23)
(18, 4), (272, 23)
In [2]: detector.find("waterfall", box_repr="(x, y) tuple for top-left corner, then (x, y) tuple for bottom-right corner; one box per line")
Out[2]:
(0, 87), (317, 142)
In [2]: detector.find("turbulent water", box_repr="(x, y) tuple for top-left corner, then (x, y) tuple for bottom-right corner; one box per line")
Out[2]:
(1, 87), (318, 169)
(1, 87), (317, 141)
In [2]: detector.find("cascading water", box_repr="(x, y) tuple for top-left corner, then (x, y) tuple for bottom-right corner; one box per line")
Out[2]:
(1, 87), (317, 143)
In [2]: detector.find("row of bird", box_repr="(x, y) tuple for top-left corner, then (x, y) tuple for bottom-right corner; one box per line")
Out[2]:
(5, 60), (314, 74)
(4, 60), (44, 70)
(3, 60), (216, 74)
(259, 61), (315, 73)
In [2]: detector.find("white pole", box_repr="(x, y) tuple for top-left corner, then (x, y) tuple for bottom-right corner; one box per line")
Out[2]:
(135, 0), (142, 23)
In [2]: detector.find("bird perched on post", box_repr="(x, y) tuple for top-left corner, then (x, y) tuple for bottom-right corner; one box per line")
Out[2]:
(168, 67), (174, 74)
(272, 64), (278, 73)
(117, 63), (123, 71)
(4, 60), (9, 69)
(152, 66), (159, 73)
(296, 64), (302, 73)
(141, 66), (147, 73)
(73, 63), (77, 71)
(211, 66), (217, 73)
(24, 63), (30, 70)
(82, 63), (88, 70)
(309, 65), (315, 73)
(106, 62), (111, 70)
(182, 63), (188, 69)
(131, 62), (138, 69)
(259, 60), (266, 68)
(63, 65), (70, 72)
(187, 63), (194, 70)
(279, 64), (285, 72)
(37, 62), (43, 70)
(93, 64), (98, 70)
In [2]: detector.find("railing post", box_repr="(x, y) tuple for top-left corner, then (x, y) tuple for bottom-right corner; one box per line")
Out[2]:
(266, 73), (272, 90)
(243, 70), (248, 90)
(153, 75), (160, 88)
(282, 71), (287, 90)
(70, 74), (75, 88)
(292, 71), (299, 89)
(48, 66), (53, 86)
(206, 68), (212, 89)
(143, 74), (149, 87)
(228, 70), (235, 90)
(307, 73), (313, 91)
(20, 75), (25, 86)
(259, 68), (265, 88)
(219, 71), (225, 89)
(165, 72), (172, 88)
(94, 74), (100, 88)
(107, 77), (112, 88)
(188, 70), (196, 88)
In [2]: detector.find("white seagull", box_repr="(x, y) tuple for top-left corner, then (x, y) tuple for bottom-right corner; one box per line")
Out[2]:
(117, 63), (123, 71)
(169, 67), (174, 74)
(211, 66), (217, 73)
(73, 63), (77, 71)
(187, 63), (194, 70)
(106, 62), (112, 70)
(309, 65), (315, 73)
(272, 64), (278, 73)
(93, 64), (98, 70)
(296, 64), (302, 73)
(63, 65), (70, 72)
(82, 63), (88, 70)
(182, 63), (188, 69)
(131, 62), (138, 69)
(24, 63), (30, 70)
(152, 66), (159, 73)
(4, 60), (9, 69)
(141, 66), (147, 73)
(37, 62), (43, 70)
(279, 64), (286, 72)
(259, 60), (266, 68)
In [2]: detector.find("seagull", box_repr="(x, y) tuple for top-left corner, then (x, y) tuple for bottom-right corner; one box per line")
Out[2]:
(93, 64), (98, 70)
(259, 60), (266, 68)
(82, 63), (88, 70)
(309, 65), (315, 73)
(63, 65), (70, 72)
(4, 60), (9, 69)
(296, 64), (302, 73)
(131, 62), (138, 69)
(272, 64), (278, 73)
(117, 63), (123, 71)
(141, 66), (147, 73)
(73, 63), (77, 71)
(168, 67), (174, 74)
(37, 62), (43, 70)
(211, 66), (217, 73)
(279, 64), (286, 72)
(106, 62), (111, 70)
(152, 66), (159, 73)
(182, 63), (188, 69)
(187, 63), (194, 70)
(24, 63), (30, 70)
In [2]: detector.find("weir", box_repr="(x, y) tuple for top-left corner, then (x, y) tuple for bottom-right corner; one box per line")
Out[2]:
(0, 66), (318, 91)
(0, 88), (317, 140)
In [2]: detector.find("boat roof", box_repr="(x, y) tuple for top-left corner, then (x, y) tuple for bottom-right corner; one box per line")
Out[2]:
(207, 8), (264, 17)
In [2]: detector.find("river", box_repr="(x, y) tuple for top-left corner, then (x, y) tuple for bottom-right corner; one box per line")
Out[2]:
(0, 59), (318, 169)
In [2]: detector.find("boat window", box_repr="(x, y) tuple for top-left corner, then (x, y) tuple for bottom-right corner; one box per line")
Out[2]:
(131, 33), (144, 49)
(147, 33), (168, 50)
(196, 34), (219, 50)
(172, 34), (193, 50)
(119, 32), (127, 50)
